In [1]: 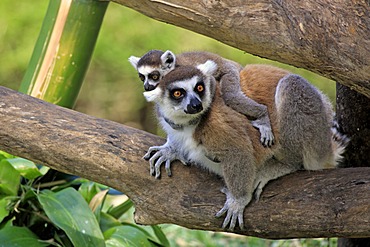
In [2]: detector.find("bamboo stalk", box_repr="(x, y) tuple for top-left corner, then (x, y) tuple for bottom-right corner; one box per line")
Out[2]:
(20, 0), (109, 107)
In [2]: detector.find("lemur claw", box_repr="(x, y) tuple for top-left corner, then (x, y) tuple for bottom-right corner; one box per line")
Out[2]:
(251, 120), (274, 147)
(144, 144), (187, 178)
(215, 188), (249, 231)
(143, 146), (161, 160)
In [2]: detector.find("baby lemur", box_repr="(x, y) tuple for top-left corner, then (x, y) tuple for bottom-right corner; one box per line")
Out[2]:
(143, 61), (347, 230)
(129, 50), (274, 146)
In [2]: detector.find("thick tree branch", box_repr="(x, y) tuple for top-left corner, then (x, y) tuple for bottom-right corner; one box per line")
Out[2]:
(112, 0), (370, 97)
(0, 86), (369, 238)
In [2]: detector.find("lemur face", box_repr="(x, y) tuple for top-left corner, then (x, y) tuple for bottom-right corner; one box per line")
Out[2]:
(129, 50), (177, 91)
(136, 65), (164, 91)
(143, 61), (218, 124)
(164, 75), (207, 115)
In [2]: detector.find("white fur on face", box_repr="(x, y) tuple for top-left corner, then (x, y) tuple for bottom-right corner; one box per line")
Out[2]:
(137, 65), (158, 76)
(158, 75), (213, 125)
(137, 65), (158, 87)
(137, 65), (174, 89)
(143, 86), (162, 102)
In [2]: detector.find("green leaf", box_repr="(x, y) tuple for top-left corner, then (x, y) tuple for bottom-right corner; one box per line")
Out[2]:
(0, 225), (48, 247)
(0, 159), (20, 196)
(89, 189), (108, 223)
(38, 166), (50, 176)
(104, 224), (155, 247)
(0, 197), (11, 223)
(78, 181), (102, 203)
(38, 188), (105, 247)
(89, 190), (108, 213)
(151, 225), (170, 247)
(5, 158), (45, 180)
(22, 188), (37, 202)
(99, 212), (121, 233)
(107, 198), (134, 219)
(0, 151), (15, 161)
(49, 177), (86, 192)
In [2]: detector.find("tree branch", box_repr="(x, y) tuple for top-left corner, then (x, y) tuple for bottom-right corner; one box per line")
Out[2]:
(112, 0), (370, 97)
(0, 86), (369, 238)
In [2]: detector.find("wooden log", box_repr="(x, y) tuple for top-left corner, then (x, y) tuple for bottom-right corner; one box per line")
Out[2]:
(0, 86), (369, 238)
(112, 0), (370, 98)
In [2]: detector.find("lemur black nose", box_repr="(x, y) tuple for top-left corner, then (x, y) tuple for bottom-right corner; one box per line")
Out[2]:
(186, 98), (203, 114)
(144, 83), (157, 91)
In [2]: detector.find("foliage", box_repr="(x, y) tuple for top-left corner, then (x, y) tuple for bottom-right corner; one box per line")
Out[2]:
(0, 151), (169, 246)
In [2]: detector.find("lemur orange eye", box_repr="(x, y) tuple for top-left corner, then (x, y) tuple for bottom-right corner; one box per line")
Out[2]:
(197, 84), (204, 92)
(173, 90), (182, 99)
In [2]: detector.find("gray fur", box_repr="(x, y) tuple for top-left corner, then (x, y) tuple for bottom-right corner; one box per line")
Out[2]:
(129, 50), (274, 146)
(275, 74), (335, 170)
(143, 63), (347, 231)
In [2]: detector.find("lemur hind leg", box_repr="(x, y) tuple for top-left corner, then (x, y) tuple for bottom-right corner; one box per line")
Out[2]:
(276, 74), (336, 170)
(253, 157), (299, 201)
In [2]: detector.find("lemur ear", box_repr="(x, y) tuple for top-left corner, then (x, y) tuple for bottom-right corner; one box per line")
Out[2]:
(197, 60), (218, 77)
(161, 50), (176, 69)
(128, 56), (140, 69)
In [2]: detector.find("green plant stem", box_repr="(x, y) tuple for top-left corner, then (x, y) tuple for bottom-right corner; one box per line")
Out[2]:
(20, 0), (109, 108)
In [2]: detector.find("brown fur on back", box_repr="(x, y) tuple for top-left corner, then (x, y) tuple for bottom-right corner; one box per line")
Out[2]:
(195, 88), (274, 168)
(240, 65), (289, 141)
(195, 65), (289, 167)
(240, 64), (289, 106)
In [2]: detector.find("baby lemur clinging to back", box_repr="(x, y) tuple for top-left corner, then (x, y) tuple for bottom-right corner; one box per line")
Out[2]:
(129, 50), (274, 147)
(143, 61), (347, 230)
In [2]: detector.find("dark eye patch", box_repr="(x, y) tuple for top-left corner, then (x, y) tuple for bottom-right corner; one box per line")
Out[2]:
(170, 88), (186, 101)
(149, 71), (161, 81)
(138, 73), (145, 82)
(195, 81), (205, 97)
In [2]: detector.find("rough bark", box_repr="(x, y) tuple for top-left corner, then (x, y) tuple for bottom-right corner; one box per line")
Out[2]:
(336, 84), (370, 246)
(0, 86), (369, 239)
(112, 0), (370, 98)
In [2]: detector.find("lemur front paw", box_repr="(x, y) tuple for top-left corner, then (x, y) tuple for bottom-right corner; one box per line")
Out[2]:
(215, 188), (250, 231)
(251, 117), (274, 147)
(143, 145), (187, 179)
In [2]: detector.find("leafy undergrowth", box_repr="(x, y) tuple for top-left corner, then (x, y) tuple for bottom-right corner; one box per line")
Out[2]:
(0, 151), (169, 247)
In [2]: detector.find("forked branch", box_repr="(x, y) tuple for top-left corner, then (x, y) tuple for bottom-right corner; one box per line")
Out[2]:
(0, 86), (369, 239)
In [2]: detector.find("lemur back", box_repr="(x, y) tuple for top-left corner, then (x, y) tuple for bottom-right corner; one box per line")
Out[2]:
(239, 65), (341, 169)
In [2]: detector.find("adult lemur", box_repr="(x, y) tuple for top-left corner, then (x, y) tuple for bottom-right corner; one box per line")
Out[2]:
(143, 61), (347, 230)
(129, 50), (274, 147)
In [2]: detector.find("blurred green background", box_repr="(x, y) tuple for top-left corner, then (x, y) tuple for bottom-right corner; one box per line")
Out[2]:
(0, 1), (337, 246)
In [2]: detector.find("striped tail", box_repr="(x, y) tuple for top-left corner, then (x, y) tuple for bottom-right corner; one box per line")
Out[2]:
(331, 120), (350, 166)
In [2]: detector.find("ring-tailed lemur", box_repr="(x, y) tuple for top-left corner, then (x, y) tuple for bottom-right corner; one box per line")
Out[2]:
(142, 61), (348, 230)
(129, 50), (274, 147)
